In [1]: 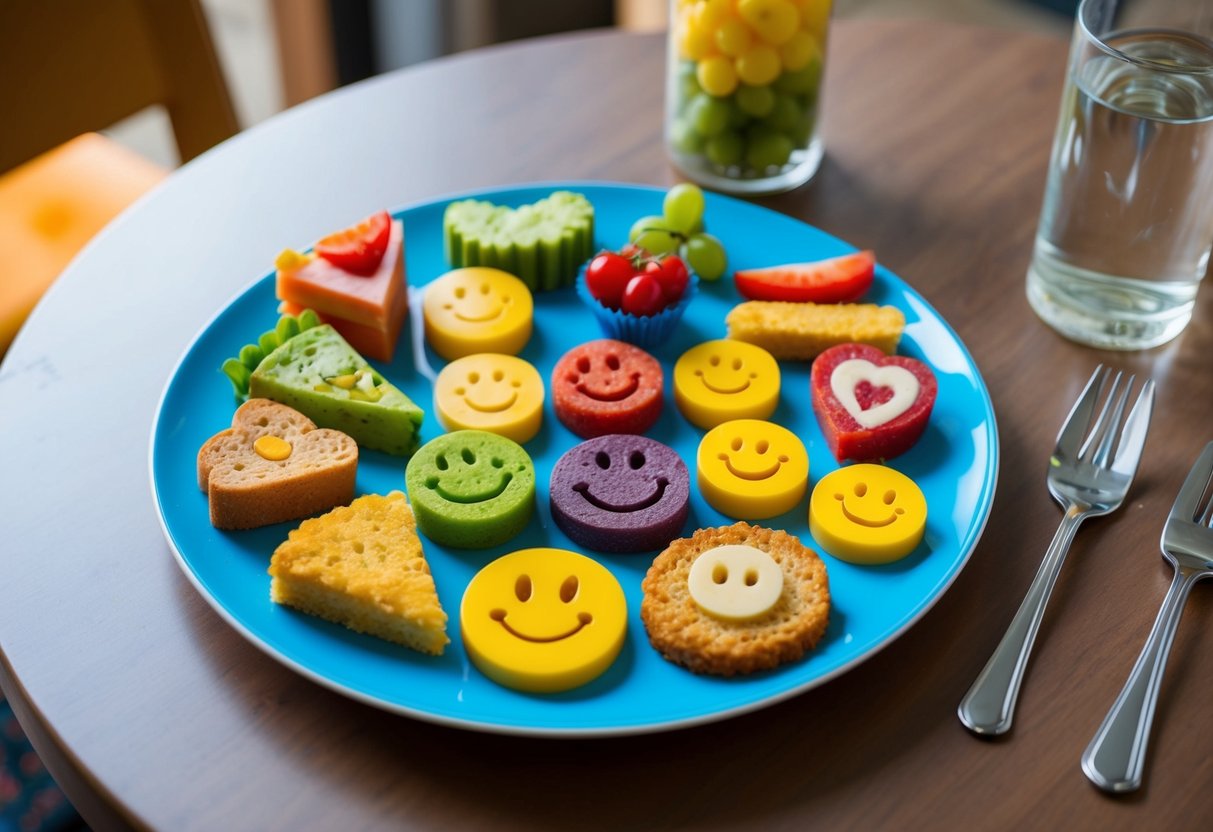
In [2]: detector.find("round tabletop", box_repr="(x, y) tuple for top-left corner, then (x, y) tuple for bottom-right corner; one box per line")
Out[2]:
(2, 20), (1211, 831)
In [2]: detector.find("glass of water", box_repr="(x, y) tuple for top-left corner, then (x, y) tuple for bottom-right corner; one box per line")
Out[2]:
(1027, 0), (1213, 350)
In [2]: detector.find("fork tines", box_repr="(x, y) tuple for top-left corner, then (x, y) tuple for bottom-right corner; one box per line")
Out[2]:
(1058, 365), (1155, 474)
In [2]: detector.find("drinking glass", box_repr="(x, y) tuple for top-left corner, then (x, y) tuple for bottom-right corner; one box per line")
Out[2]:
(665, 0), (831, 195)
(1026, 0), (1213, 350)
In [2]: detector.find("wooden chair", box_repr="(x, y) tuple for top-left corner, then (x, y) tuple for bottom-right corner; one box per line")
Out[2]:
(0, 0), (239, 355)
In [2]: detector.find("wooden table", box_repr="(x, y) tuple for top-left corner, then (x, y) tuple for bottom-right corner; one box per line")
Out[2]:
(2, 19), (1211, 831)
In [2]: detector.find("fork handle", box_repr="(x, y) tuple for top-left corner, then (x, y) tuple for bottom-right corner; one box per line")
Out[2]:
(1081, 567), (1204, 793)
(958, 508), (1087, 735)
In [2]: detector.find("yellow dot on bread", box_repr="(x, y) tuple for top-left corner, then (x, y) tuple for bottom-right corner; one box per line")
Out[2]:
(254, 435), (293, 460)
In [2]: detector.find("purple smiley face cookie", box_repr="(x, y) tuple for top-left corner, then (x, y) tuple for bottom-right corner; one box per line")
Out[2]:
(550, 434), (690, 553)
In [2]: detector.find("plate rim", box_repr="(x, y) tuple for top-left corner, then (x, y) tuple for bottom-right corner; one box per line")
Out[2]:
(149, 179), (1000, 738)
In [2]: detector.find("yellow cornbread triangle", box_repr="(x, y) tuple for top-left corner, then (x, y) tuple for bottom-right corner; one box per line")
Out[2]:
(269, 491), (449, 655)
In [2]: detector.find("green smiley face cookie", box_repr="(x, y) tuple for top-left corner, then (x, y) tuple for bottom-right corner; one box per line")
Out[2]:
(405, 430), (536, 548)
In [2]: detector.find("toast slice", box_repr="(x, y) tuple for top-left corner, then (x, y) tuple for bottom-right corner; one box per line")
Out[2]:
(197, 398), (358, 530)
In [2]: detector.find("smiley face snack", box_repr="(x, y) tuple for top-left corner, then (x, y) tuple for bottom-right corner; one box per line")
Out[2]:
(461, 548), (627, 693)
(697, 419), (809, 519)
(422, 267), (534, 360)
(551, 339), (663, 438)
(197, 399), (357, 530)
(674, 339), (780, 429)
(811, 343), (937, 462)
(641, 523), (830, 677)
(809, 464), (927, 564)
(404, 430), (535, 549)
(549, 435), (690, 553)
(434, 354), (544, 443)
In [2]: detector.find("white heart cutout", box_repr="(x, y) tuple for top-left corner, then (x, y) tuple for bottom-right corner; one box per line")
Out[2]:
(829, 359), (920, 429)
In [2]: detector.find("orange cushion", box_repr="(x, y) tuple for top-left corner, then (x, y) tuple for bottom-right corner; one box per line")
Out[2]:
(0, 133), (166, 354)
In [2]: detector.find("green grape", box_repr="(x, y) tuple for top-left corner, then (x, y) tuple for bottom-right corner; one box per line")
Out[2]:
(684, 233), (727, 281)
(629, 215), (682, 256)
(764, 94), (802, 134)
(705, 130), (743, 167)
(662, 183), (705, 235)
(688, 94), (730, 138)
(773, 58), (822, 95)
(669, 119), (705, 156)
(734, 84), (775, 118)
(727, 98), (751, 129)
(744, 125), (794, 169)
(679, 64), (703, 107)
(790, 110), (817, 146)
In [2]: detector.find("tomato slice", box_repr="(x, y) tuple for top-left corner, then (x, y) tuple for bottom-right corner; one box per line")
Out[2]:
(315, 210), (392, 276)
(734, 251), (876, 303)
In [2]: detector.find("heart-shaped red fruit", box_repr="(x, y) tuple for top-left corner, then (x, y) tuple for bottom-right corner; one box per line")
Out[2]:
(810, 343), (936, 462)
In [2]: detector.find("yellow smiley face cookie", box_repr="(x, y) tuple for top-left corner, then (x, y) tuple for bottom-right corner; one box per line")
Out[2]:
(423, 267), (533, 360)
(460, 548), (627, 693)
(674, 340), (780, 429)
(434, 354), (544, 443)
(697, 419), (809, 519)
(808, 464), (927, 564)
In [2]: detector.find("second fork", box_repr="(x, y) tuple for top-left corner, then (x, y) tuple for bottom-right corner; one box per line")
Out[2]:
(958, 366), (1155, 736)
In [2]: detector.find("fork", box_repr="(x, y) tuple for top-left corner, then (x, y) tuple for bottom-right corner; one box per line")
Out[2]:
(958, 366), (1155, 736)
(1081, 441), (1213, 793)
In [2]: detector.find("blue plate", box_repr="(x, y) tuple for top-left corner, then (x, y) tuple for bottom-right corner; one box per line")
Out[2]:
(151, 182), (998, 737)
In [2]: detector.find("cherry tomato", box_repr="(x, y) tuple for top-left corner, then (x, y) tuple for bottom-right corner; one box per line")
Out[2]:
(585, 252), (634, 309)
(315, 210), (392, 276)
(621, 274), (666, 317)
(645, 255), (689, 303)
(734, 251), (876, 303)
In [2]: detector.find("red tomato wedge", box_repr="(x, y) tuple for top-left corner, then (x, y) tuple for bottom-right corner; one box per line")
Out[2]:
(315, 210), (392, 276)
(734, 251), (876, 303)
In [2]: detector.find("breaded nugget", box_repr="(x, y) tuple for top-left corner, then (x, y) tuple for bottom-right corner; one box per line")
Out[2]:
(641, 523), (830, 676)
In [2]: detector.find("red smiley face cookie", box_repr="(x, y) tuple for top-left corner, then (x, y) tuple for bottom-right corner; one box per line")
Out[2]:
(810, 343), (936, 462)
(552, 339), (663, 438)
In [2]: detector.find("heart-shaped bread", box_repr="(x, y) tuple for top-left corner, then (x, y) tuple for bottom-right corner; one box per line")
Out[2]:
(198, 398), (358, 529)
(810, 343), (936, 462)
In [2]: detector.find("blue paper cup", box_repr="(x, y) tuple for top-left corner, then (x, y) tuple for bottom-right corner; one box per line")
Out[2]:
(576, 270), (699, 350)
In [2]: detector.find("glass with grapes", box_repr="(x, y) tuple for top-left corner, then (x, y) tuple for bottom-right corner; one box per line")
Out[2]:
(666, 0), (830, 195)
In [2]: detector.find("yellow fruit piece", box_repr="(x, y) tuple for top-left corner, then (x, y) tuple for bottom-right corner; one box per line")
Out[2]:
(735, 44), (782, 86)
(738, 0), (800, 46)
(779, 29), (818, 71)
(678, 22), (716, 61)
(696, 0), (732, 28)
(714, 17), (753, 57)
(274, 248), (315, 273)
(796, 0), (832, 39)
(697, 55), (739, 97)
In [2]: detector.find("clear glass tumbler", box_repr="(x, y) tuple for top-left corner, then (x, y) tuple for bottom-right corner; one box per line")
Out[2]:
(1027, 0), (1213, 350)
(665, 0), (831, 195)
